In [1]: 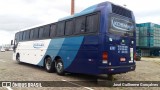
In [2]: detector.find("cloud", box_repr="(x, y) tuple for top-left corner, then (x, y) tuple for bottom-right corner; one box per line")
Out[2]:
(0, 0), (160, 44)
(0, 0), (70, 44)
(136, 16), (160, 24)
(22, 0), (37, 4)
(135, 9), (160, 18)
(0, 30), (14, 45)
(0, 15), (43, 32)
(0, 0), (70, 31)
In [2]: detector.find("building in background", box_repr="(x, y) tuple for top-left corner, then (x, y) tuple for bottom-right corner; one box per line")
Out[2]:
(136, 22), (160, 56)
(0, 44), (13, 51)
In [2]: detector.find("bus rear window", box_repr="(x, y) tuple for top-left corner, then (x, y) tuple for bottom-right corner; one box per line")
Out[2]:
(109, 15), (134, 36)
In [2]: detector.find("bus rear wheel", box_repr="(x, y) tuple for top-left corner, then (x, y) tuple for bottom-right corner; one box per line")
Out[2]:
(45, 57), (55, 73)
(55, 59), (65, 75)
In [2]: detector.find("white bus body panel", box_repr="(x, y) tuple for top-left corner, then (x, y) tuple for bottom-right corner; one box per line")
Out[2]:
(13, 39), (50, 65)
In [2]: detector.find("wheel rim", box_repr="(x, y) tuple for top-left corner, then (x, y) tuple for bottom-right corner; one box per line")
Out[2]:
(56, 62), (63, 73)
(46, 58), (51, 70)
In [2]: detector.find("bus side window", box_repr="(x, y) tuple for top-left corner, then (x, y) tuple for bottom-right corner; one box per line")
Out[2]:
(22, 31), (26, 41)
(56, 21), (65, 36)
(39, 27), (44, 39)
(50, 24), (56, 38)
(19, 31), (23, 41)
(25, 30), (30, 40)
(86, 13), (99, 33)
(74, 16), (86, 34)
(22, 30), (30, 41)
(44, 25), (50, 38)
(65, 19), (73, 36)
(30, 29), (34, 40)
(33, 28), (39, 40)
(15, 33), (19, 42)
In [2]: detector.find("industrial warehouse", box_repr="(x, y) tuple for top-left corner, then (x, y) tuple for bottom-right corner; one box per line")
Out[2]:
(136, 22), (160, 56)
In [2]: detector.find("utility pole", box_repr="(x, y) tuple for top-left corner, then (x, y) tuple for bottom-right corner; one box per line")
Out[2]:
(71, 0), (75, 15)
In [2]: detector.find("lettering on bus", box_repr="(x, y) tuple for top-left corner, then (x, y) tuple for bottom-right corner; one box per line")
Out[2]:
(111, 17), (134, 31)
(118, 45), (128, 54)
(33, 41), (45, 48)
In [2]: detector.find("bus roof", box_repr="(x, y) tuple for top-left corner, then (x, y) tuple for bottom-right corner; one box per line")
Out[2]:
(58, 1), (132, 21)
(58, 1), (108, 21)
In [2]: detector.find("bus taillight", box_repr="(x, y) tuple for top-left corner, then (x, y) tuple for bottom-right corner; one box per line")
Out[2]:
(120, 57), (126, 62)
(102, 52), (108, 64)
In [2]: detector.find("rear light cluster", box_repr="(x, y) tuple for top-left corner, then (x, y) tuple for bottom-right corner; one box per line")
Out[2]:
(120, 57), (126, 62)
(102, 52), (108, 64)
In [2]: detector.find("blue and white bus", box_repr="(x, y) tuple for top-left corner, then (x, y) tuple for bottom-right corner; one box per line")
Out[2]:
(12, 1), (136, 76)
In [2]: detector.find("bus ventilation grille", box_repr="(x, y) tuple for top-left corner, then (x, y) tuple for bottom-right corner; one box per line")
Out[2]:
(112, 4), (132, 18)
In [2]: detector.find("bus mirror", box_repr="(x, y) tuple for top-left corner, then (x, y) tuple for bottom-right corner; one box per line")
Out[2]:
(11, 40), (13, 45)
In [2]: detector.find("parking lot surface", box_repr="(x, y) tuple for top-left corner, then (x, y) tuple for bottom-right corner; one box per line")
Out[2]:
(0, 51), (160, 90)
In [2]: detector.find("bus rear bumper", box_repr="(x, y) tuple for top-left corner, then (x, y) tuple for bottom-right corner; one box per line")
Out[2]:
(99, 65), (136, 74)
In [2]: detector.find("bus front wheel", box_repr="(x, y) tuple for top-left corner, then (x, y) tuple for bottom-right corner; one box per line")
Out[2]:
(45, 57), (55, 73)
(16, 54), (21, 63)
(55, 59), (65, 75)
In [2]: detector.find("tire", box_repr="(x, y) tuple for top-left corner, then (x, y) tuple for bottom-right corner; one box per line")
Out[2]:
(135, 56), (141, 61)
(45, 57), (55, 73)
(55, 59), (65, 75)
(16, 54), (21, 64)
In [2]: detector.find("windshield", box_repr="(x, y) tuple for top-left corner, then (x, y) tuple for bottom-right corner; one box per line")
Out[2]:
(109, 15), (135, 36)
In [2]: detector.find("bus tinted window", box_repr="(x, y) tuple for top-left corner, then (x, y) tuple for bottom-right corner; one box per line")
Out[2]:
(19, 32), (23, 41)
(23, 30), (30, 40)
(33, 28), (39, 39)
(86, 14), (99, 32)
(65, 20), (73, 35)
(25, 30), (30, 40)
(44, 25), (50, 38)
(15, 33), (19, 42)
(50, 24), (56, 37)
(22, 31), (26, 40)
(39, 27), (44, 39)
(30, 29), (34, 40)
(56, 21), (65, 36)
(75, 16), (85, 34)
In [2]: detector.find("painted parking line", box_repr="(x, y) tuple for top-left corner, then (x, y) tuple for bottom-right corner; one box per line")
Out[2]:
(6, 87), (13, 90)
(61, 79), (94, 90)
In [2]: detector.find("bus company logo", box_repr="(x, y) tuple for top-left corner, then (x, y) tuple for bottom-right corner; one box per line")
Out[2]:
(33, 41), (45, 48)
(111, 17), (134, 31)
(2, 82), (12, 87)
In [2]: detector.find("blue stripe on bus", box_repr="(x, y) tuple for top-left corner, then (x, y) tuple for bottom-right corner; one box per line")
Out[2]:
(37, 36), (84, 68)
(57, 36), (84, 69)
(37, 38), (65, 66)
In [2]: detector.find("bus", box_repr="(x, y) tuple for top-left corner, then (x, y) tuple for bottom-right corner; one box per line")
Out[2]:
(11, 1), (136, 76)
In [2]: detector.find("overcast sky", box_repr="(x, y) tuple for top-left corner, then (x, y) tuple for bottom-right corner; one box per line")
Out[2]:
(0, 0), (160, 45)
